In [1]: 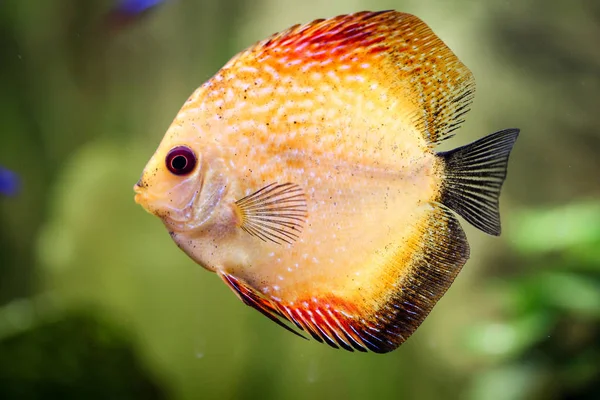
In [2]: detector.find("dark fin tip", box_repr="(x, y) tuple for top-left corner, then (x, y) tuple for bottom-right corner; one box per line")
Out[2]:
(438, 128), (520, 236)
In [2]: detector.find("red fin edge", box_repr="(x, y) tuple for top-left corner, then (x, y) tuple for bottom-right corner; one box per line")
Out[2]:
(220, 272), (308, 341)
(218, 205), (470, 354)
(257, 11), (398, 61)
(219, 272), (399, 353)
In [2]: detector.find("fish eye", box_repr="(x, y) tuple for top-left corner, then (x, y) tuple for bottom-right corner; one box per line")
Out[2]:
(166, 146), (197, 176)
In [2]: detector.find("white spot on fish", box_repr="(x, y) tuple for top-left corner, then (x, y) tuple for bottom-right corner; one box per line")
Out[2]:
(345, 75), (365, 83)
(301, 61), (318, 72)
(326, 70), (340, 83)
(262, 64), (280, 80)
(225, 88), (235, 102)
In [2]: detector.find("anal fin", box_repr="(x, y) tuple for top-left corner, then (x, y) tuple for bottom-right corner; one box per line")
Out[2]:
(218, 204), (470, 353)
(219, 272), (308, 341)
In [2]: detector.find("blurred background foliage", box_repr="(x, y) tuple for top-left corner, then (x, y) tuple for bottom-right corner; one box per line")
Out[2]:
(0, 0), (599, 399)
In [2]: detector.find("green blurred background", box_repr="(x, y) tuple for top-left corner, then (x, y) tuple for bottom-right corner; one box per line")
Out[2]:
(1, 0), (599, 399)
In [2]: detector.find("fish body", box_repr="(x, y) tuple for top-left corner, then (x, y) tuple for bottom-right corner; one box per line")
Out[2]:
(0, 167), (20, 196)
(134, 11), (519, 353)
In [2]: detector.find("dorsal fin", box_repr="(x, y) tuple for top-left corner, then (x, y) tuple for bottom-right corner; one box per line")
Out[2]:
(223, 10), (475, 145)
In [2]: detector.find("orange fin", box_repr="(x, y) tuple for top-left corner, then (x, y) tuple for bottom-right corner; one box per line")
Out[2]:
(234, 183), (307, 245)
(238, 10), (476, 145)
(219, 271), (368, 352)
(219, 204), (469, 353)
(219, 272), (308, 341)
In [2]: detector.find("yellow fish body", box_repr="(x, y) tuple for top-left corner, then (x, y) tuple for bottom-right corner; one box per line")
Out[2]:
(134, 10), (519, 353)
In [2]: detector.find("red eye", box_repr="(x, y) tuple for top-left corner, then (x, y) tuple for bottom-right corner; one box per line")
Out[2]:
(166, 146), (196, 175)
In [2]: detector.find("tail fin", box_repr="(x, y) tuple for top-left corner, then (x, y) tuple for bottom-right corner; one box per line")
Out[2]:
(437, 128), (519, 236)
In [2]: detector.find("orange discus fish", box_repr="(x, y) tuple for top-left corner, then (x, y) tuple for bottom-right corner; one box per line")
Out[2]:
(134, 10), (519, 353)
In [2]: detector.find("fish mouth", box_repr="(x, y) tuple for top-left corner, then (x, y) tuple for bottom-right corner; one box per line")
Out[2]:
(133, 183), (144, 204)
(133, 184), (170, 220)
(133, 183), (154, 215)
(134, 177), (147, 200)
(132, 180), (202, 229)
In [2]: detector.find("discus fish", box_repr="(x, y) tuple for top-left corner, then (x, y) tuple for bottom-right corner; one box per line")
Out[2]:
(134, 10), (519, 353)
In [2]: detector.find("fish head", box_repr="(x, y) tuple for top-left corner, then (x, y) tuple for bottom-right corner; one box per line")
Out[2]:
(133, 120), (229, 238)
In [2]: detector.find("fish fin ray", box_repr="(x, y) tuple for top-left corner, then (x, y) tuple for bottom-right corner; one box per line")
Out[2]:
(339, 204), (471, 352)
(234, 10), (476, 145)
(235, 182), (307, 245)
(438, 128), (519, 236)
(219, 272), (308, 340)
(219, 205), (468, 353)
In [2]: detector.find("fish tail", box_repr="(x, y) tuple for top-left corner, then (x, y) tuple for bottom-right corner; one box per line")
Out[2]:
(437, 128), (520, 236)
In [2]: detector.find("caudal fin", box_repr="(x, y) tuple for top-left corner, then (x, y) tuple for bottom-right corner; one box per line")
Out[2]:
(437, 129), (519, 236)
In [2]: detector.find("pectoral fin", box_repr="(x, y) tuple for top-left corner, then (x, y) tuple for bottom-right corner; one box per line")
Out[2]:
(234, 182), (307, 245)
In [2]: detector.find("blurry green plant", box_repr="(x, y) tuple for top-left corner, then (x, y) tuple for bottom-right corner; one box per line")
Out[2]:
(0, 303), (168, 400)
(465, 202), (600, 400)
